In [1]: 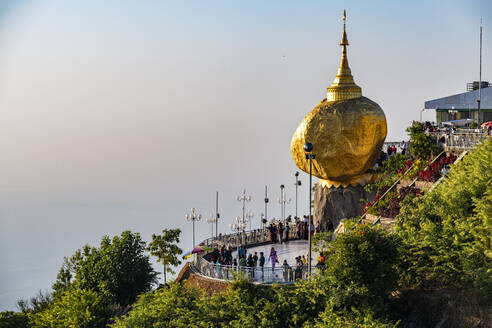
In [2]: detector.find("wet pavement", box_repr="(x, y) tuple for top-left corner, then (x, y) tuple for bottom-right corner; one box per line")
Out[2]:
(232, 239), (317, 267)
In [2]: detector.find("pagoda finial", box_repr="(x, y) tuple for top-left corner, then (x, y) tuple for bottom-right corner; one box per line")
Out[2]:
(326, 9), (362, 102)
(341, 9), (348, 46)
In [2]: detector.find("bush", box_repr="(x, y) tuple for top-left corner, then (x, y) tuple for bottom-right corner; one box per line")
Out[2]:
(52, 231), (157, 307)
(397, 138), (492, 303)
(16, 290), (52, 314)
(406, 121), (441, 160)
(0, 311), (29, 328)
(321, 224), (400, 317)
(112, 225), (401, 327)
(30, 288), (112, 328)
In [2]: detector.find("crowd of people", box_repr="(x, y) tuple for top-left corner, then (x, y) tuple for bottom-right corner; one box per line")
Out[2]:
(266, 215), (334, 243)
(206, 216), (335, 283)
(375, 141), (409, 167)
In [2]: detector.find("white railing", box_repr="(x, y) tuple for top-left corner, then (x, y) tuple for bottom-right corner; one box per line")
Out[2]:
(192, 223), (308, 284)
(428, 130), (490, 150)
(199, 225), (298, 249)
(193, 255), (314, 284)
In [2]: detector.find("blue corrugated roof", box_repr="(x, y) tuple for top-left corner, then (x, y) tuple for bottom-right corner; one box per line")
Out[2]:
(424, 86), (492, 110)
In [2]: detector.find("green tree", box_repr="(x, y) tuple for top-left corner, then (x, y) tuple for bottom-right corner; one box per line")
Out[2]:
(405, 121), (441, 160)
(16, 290), (53, 314)
(111, 282), (203, 328)
(113, 225), (401, 328)
(52, 231), (157, 307)
(0, 311), (29, 328)
(397, 138), (492, 302)
(146, 229), (183, 284)
(30, 288), (112, 328)
(311, 231), (333, 253)
(321, 224), (400, 317)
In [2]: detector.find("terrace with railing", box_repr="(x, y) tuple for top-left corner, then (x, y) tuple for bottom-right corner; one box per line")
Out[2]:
(191, 225), (312, 284)
(427, 128), (490, 150)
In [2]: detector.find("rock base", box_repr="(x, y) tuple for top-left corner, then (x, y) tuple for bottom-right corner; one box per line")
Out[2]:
(314, 184), (376, 231)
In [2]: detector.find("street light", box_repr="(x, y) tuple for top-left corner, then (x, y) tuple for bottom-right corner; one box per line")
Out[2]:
(206, 213), (216, 240)
(304, 142), (315, 276)
(236, 188), (252, 242)
(263, 185), (269, 228)
(229, 222), (246, 271)
(185, 208), (202, 248)
(214, 191), (220, 238)
(260, 213), (267, 229)
(278, 185), (292, 224)
(235, 215), (249, 245)
(294, 171), (302, 218)
(245, 209), (254, 231)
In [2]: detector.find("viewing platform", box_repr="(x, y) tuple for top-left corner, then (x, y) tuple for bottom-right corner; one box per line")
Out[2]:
(427, 128), (490, 151)
(181, 225), (316, 287)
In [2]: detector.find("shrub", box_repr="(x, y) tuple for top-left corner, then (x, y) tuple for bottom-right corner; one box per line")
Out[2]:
(30, 288), (112, 328)
(406, 121), (441, 160)
(52, 231), (157, 307)
(322, 224), (400, 317)
(397, 138), (492, 303)
(0, 311), (29, 328)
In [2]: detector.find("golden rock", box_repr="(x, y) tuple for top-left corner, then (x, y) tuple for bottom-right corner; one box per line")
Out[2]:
(290, 11), (387, 187)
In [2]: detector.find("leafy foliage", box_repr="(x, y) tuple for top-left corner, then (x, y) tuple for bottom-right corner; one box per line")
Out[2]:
(366, 153), (409, 194)
(397, 138), (492, 303)
(5, 137), (490, 327)
(16, 290), (53, 314)
(405, 121), (441, 160)
(29, 288), (112, 328)
(0, 311), (29, 328)
(146, 229), (183, 284)
(311, 231), (333, 253)
(321, 224), (400, 316)
(52, 230), (157, 307)
(113, 225), (400, 328)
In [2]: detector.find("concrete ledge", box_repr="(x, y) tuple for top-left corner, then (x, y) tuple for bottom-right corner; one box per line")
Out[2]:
(176, 262), (230, 295)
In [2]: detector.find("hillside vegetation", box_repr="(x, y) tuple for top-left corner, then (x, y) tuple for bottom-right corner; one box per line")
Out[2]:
(1, 139), (490, 328)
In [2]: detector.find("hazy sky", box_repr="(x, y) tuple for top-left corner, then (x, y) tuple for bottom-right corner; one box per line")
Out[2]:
(1, 0), (491, 310)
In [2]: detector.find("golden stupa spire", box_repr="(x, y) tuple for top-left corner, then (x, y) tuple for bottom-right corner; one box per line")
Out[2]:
(326, 10), (362, 102)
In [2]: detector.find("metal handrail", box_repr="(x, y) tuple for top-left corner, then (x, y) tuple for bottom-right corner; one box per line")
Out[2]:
(193, 255), (316, 284)
(192, 222), (305, 282)
(359, 157), (420, 223)
(361, 148), (446, 225)
(199, 224), (299, 248)
(365, 132), (490, 226)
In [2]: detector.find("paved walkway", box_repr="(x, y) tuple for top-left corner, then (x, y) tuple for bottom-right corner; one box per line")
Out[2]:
(232, 239), (317, 267)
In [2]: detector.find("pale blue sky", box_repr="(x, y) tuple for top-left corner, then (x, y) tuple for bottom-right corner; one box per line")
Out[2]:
(0, 0), (490, 310)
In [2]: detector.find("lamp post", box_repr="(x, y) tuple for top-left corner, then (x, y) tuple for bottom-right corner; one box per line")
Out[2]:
(235, 215), (249, 245)
(478, 18), (482, 126)
(236, 189), (252, 242)
(215, 191), (220, 238)
(294, 172), (302, 218)
(245, 209), (254, 231)
(304, 142), (315, 276)
(229, 222), (245, 271)
(185, 208), (202, 248)
(206, 213), (216, 240)
(278, 185), (292, 225)
(264, 186), (269, 228)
